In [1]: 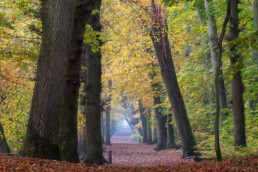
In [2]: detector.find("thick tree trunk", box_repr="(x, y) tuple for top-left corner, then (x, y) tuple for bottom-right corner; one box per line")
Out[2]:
(228, 0), (246, 147)
(105, 80), (112, 145)
(59, 0), (95, 163)
(150, 1), (196, 157)
(167, 114), (175, 147)
(146, 111), (152, 145)
(139, 100), (147, 143)
(83, 0), (106, 165)
(204, 0), (228, 117)
(0, 122), (10, 154)
(19, 0), (75, 160)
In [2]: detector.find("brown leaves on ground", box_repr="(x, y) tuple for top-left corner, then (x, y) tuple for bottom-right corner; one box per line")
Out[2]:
(0, 144), (257, 171)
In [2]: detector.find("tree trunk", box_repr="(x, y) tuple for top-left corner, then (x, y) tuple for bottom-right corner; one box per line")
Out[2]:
(250, 0), (258, 114)
(0, 122), (11, 154)
(82, 126), (87, 156)
(214, 0), (230, 161)
(153, 118), (158, 144)
(19, 0), (75, 160)
(105, 80), (112, 145)
(204, 0), (228, 117)
(228, 0), (246, 147)
(151, 80), (167, 150)
(167, 114), (175, 147)
(59, 0), (95, 163)
(150, 1), (196, 157)
(147, 111), (152, 145)
(253, 0), (258, 66)
(139, 100), (147, 143)
(84, 0), (106, 165)
(101, 113), (105, 144)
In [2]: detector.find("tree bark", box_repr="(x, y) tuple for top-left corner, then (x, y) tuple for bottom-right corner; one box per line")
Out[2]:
(139, 100), (147, 143)
(147, 110), (152, 145)
(105, 80), (112, 145)
(101, 113), (105, 144)
(19, 0), (75, 160)
(228, 0), (246, 147)
(59, 0), (95, 163)
(253, 0), (258, 66)
(167, 114), (176, 147)
(0, 122), (11, 154)
(214, 0), (230, 161)
(150, 1), (196, 157)
(204, 0), (228, 117)
(83, 0), (106, 164)
(151, 79), (167, 150)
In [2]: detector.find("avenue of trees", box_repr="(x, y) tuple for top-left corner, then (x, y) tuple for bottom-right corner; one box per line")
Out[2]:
(0, 0), (257, 164)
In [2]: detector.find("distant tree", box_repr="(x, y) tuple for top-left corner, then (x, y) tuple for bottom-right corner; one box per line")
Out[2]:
(105, 80), (112, 145)
(20, 0), (76, 159)
(139, 100), (147, 143)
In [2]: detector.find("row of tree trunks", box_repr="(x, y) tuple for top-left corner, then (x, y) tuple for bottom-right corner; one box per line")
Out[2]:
(150, 0), (196, 157)
(19, 0), (76, 159)
(59, 0), (95, 163)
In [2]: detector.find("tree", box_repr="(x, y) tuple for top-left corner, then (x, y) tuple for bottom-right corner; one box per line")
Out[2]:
(228, 0), (247, 147)
(59, 0), (95, 163)
(146, 110), (153, 145)
(19, 0), (76, 159)
(105, 80), (112, 145)
(139, 100), (147, 143)
(214, 0), (230, 161)
(253, 0), (258, 66)
(150, 0), (196, 157)
(167, 114), (175, 147)
(0, 122), (11, 154)
(204, 0), (228, 117)
(83, 0), (106, 164)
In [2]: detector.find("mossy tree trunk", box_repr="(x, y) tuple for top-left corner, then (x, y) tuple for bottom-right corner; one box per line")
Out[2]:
(19, 0), (75, 160)
(83, 0), (106, 165)
(59, 0), (95, 163)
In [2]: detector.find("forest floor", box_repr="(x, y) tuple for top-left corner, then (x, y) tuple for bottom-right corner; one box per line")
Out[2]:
(0, 136), (257, 171)
(0, 145), (257, 171)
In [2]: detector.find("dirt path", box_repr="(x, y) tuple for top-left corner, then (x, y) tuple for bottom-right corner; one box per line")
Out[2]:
(103, 143), (193, 167)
